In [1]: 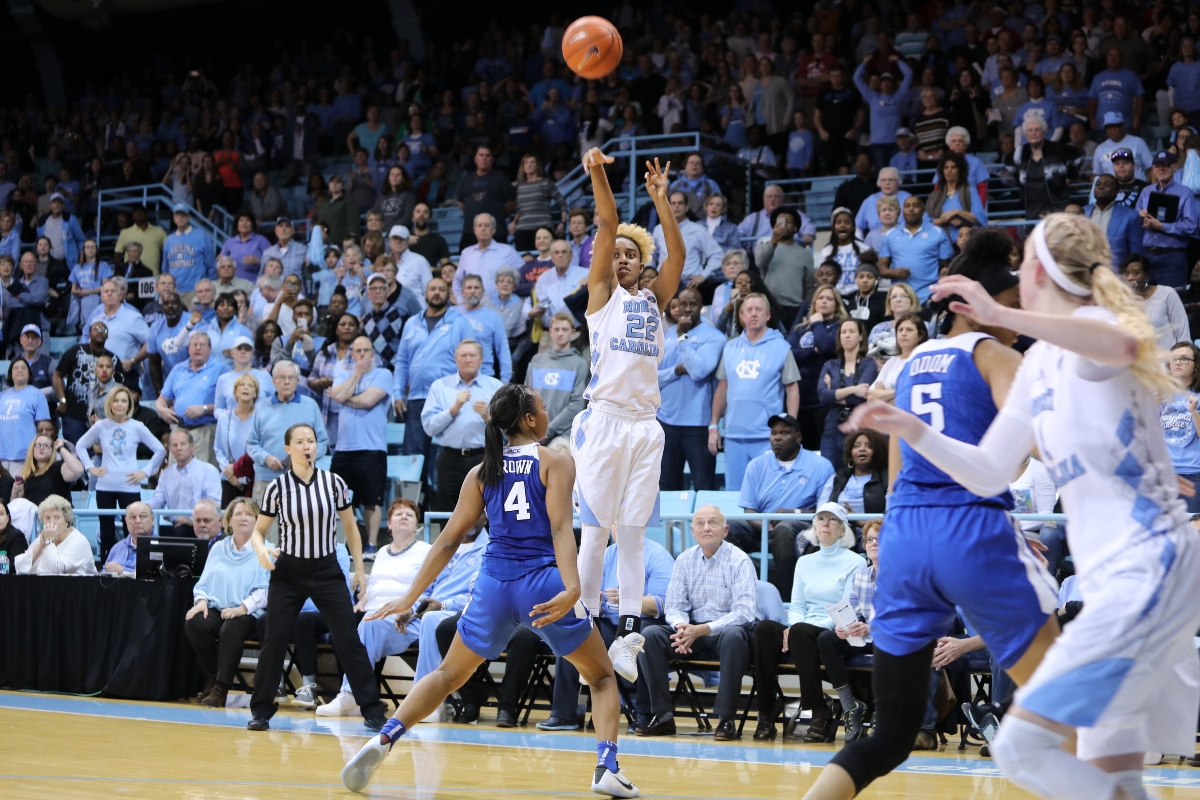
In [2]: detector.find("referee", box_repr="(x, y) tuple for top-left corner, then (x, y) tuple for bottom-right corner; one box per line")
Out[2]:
(248, 422), (387, 731)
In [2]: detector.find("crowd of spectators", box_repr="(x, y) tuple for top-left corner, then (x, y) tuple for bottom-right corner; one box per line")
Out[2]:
(4, 0), (1200, 751)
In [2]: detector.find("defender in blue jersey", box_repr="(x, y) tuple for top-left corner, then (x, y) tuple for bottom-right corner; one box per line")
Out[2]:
(341, 384), (638, 798)
(801, 230), (1060, 800)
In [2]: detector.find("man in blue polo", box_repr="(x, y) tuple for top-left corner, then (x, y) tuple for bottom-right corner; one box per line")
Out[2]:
(659, 287), (725, 491)
(163, 204), (215, 305)
(391, 277), (474, 467)
(81, 277), (150, 367)
(1136, 151), (1199, 289)
(155, 329), (229, 468)
(729, 413), (834, 600)
(877, 195), (954, 302)
(246, 359), (329, 503)
(456, 273), (512, 381)
(144, 291), (190, 395)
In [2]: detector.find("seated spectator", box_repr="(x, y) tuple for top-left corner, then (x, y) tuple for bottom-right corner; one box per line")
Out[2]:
(1164, 342), (1200, 518)
(14, 494), (97, 575)
(1011, 454), (1060, 569)
(286, 540), (353, 709)
(75, 385), (167, 559)
(191, 498), (224, 545)
(869, 312), (930, 402)
(818, 430), (890, 522)
(535, 537), (675, 731)
(102, 501), (155, 576)
(751, 503), (864, 741)
(1121, 255), (1188, 351)
(877, 196), (953, 302)
(150, 428), (223, 536)
(816, 319), (878, 464)
(14, 434), (85, 507)
(184, 497), (270, 709)
(854, 167), (912, 235)
(0, 358), (51, 475)
(317, 499), (432, 718)
(702, 194), (741, 252)
(0, 498), (28, 565)
(524, 313), (588, 453)
(738, 184), (816, 246)
(730, 413), (834, 599)
(246, 360), (329, 501)
(4, 252), (50, 349)
(636, 505), (760, 740)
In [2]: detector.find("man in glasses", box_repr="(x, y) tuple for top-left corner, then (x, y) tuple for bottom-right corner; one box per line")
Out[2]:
(52, 320), (129, 444)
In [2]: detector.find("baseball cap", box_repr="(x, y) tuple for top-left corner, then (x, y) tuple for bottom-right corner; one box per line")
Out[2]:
(880, 71), (896, 80)
(231, 335), (254, 349)
(389, 224), (410, 239)
(1110, 148), (1134, 162)
(1102, 111), (1124, 127)
(766, 413), (800, 430)
(367, 272), (388, 285)
(275, 216), (293, 226)
(1152, 150), (1177, 166)
(172, 203), (189, 213)
(327, 173), (345, 183)
(814, 502), (850, 529)
(19, 324), (41, 337)
(49, 192), (64, 202)
(895, 127), (913, 138)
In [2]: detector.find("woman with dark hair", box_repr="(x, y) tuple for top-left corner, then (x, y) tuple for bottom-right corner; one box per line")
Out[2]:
(214, 130), (244, 213)
(193, 153), (224, 219)
(716, 269), (786, 336)
(1162, 341), (1200, 513)
(0, 358), (49, 475)
(869, 311), (930, 403)
(947, 69), (989, 140)
(512, 153), (567, 251)
(252, 320), (283, 370)
(577, 102), (614, 154)
(0, 497), (27, 568)
(341, 384), (639, 798)
(368, 136), (395, 187)
(819, 430), (890, 520)
(1120, 254), (1189, 350)
(927, 152), (986, 244)
(372, 165), (416, 231)
(307, 312), (361, 449)
(1016, 113), (1081, 220)
(816, 319), (878, 464)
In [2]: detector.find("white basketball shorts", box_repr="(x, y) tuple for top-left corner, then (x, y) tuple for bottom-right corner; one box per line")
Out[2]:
(570, 401), (664, 529)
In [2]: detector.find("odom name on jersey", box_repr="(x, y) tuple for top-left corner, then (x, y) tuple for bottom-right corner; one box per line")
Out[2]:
(608, 300), (662, 358)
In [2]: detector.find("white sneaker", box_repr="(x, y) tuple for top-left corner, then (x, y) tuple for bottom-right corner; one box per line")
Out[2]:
(591, 766), (639, 798)
(316, 690), (360, 717)
(342, 734), (391, 793)
(1143, 751), (1163, 766)
(292, 682), (319, 709)
(608, 633), (645, 682)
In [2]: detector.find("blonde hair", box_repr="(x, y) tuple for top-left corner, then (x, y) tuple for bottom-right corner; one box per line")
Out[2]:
(876, 195), (901, 214)
(615, 223), (655, 265)
(233, 373), (260, 403)
(805, 283), (849, 325)
(222, 497), (261, 533)
(21, 434), (55, 479)
(102, 385), (135, 421)
(886, 282), (921, 316)
(1039, 213), (1175, 397)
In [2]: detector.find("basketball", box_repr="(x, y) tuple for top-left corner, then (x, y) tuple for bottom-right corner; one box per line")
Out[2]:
(562, 16), (623, 80)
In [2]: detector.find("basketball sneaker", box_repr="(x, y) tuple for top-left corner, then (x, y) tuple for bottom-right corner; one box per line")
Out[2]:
(591, 765), (639, 798)
(291, 682), (320, 709)
(316, 690), (360, 717)
(341, 734), (391, 793)
(608, 633), (645, 682)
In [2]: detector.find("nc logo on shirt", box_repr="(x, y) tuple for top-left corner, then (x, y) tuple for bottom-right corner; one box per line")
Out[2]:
(735, 359), (761, 379)
(542, 372), (561, 386)
(920, 233), (928, 238)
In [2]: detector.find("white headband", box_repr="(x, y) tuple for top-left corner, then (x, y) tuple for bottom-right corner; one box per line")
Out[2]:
(1032, 221), (1091, 297)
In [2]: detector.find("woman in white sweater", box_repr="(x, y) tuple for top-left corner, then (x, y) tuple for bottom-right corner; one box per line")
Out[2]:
(74, 385), (167, 562)
(317, 498), (432, 717)
(14, 494), (96, 575)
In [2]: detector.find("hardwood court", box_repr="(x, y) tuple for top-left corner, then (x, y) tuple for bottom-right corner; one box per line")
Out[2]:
(4, 692), (1200, 799)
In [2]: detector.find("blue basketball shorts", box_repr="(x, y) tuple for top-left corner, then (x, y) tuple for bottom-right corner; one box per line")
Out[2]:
(871, 503), (1059, 670)
(457, 566), (594, 660)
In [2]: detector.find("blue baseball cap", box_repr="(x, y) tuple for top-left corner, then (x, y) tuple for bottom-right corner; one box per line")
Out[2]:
(1152, 150), (1177, 166)
(172, 203), (189, 213)
(1102, 111), (1124, 127)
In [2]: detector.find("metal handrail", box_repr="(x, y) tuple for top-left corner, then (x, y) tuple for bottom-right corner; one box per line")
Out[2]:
(420, 511), (1067, 581)
(96, 184), (234, 251)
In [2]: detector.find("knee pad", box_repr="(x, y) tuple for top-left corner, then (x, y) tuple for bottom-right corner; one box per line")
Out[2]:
(992, 715), (1116, 800)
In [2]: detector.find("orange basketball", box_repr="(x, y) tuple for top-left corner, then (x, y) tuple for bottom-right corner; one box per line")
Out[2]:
(562, 16), (623, 80)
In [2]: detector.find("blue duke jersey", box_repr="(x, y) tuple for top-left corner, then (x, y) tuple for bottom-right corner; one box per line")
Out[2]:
(584, 285), (664, 412)
(892, 332), (1013, 509)
(481, 443), (558, 580)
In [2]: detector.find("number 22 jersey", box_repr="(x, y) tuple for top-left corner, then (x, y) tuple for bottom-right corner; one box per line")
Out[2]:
(584, 285), (664, 412)
(481, 443), (558, 580)
(892, 332), (1014, 510)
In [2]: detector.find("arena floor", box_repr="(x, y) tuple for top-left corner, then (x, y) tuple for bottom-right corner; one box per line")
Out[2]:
(3, 691), (1200, 799)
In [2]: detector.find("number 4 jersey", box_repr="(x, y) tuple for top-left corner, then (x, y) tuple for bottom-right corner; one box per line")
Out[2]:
(892, 332), (1014, 510)
(583, 284), (664, 412)
(481, 443), (559, 580)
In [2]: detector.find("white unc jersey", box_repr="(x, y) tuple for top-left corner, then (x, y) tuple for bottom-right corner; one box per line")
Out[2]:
(584, 285), (664, 412)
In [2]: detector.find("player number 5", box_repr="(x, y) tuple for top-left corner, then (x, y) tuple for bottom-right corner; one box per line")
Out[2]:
(504, 480), (532, 520)
(910, 384), (945, 432)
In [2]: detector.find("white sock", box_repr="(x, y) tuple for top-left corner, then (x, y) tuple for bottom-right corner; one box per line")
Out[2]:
(612, 525), (646, 621)
(578, 525), (608, 619)
(992, 715), (1118, 800)
(1112, 770), (1150, 800)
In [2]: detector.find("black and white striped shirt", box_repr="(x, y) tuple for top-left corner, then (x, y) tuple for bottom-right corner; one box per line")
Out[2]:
(260, 468), (351, 559)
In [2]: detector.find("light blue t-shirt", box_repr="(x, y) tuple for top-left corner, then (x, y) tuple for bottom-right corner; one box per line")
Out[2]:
(335, 366), (393, 452)
(1087, 69), (1144, 123)
(0, 385), (50, 461)
(161, 359), (230, 427)
(786, 129), (813, 170)
(1161, 393), (1200, 474)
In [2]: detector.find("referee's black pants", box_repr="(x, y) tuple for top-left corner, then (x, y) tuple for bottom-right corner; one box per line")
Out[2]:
(434, 447), (485, 511)
(250, 552), (386, 721)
